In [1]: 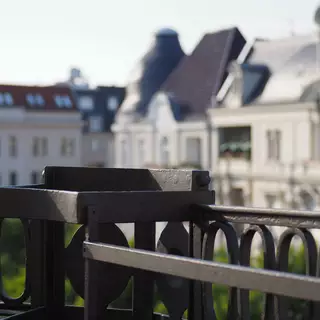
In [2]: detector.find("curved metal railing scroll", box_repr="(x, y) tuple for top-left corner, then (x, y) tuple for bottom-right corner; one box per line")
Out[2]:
(193, 205), (320, 320)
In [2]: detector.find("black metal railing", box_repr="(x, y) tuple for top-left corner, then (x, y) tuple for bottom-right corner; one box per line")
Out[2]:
(0, 166), (319, 319)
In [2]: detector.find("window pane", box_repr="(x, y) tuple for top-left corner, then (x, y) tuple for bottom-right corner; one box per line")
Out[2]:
(9, 136), (17, 157)
(137, 139), (145, 167)
(31, 171), (38, 184)
(32, 137), (39, 156)
(42, 137), (48, 156)
(9, 171), (17, 186)
(89, 116), (102, 132)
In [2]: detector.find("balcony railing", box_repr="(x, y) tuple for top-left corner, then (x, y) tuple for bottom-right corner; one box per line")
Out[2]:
(0, 166), (319, 319)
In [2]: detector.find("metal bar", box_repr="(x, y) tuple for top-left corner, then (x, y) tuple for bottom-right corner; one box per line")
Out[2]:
(7, 184), (45, 189)
(197, 204), (320, 229)
(5, 307), (45, 319)
(44, 221), (65, 320)
(133, 222), (155, 320)
(0, 188), (80, 222)
(29, 220), (46, 307)
(79, 191), (214, 223)
(84, 207), (109, 320)
(43, 166), (210, 192)
(84, 241), (320, 302)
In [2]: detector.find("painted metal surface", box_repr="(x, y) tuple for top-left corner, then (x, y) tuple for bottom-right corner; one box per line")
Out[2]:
(0, 166), (319, 319)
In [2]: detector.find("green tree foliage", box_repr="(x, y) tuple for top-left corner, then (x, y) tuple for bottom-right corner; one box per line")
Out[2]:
(0, 221), (309, 319)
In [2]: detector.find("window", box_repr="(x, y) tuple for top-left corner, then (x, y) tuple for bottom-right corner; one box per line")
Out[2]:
(32, 137), (48, 157)
(300, 190), (316, 211)
(55, 95), (73, 108)
(9, 136), (17, 157)
(61, 138), (75, 156)
(137, 139), (145, 167)
(89, 116), (102, 132)
(41, 137), (48, 156)
(91, 139), (100, 151)
(0, 93), (13, 105)
(3, 93), (13, 105)
(32, 137), (39, 156)
(26, 94), (35, 105)
(26, 93), (44, 107)
(266, 129), (281, 160)
(9, 171), (17, 186)
(121, 140), (128, 167)
(186, 137), (201, 165)
(35, 94), (45, 106)
(107, 96), (119, 111)
(30, 171), (39, 184)
(265, 194), (281, 209)
(79, 96), (94, 111)
(160, 137), (169, 166)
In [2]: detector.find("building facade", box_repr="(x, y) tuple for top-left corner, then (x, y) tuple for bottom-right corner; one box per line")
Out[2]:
(210, 33), (320, 211)
(75, 86), (125, 167)
(0, 85), (82, 185)
(113, 27), (245, 170)
(57, 68), (125, 167)
(112, 28), (320, 213)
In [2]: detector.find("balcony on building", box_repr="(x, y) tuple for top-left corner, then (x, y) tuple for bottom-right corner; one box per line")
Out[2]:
(218, 126), (251, 175)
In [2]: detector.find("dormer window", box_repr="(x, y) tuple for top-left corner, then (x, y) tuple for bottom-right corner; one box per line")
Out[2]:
(79, 96), (94, 111)
(0, 93), (14, 106)
(26, 94), (35, 105)
(54, 95), (72, 108)
(4, 93), (13, 105)
(26, 94), (45, 106)
(35, 94), (44, 105)
(107, 96), (119, 111)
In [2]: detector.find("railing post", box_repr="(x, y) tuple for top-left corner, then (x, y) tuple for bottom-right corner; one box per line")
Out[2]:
(43, 169), (65, 319)
(189, 172), (212, 320)
(29, 220), (46, 308)
(84, 206), (105, 320)
(132, 222), (156, 320)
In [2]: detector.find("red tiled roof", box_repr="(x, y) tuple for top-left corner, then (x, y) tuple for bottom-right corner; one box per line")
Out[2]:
(161, 27), (246, 115)
(0, 84), (77, 111)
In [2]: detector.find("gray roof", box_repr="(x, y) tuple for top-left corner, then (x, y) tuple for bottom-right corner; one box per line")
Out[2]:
(219, 33), (320, 106)
(256, 34), (319, 104)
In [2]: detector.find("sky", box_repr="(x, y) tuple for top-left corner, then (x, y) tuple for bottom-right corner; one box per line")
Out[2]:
(1, 0), (319, 87)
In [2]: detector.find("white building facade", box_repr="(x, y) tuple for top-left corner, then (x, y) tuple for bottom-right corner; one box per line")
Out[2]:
(0, 85), (82, 186)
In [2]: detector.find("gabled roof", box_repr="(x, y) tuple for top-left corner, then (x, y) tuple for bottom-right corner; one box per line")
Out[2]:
(218, 33), (320, 106)
(0, 84), (77, 111)
(160, 27), (246, 116)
